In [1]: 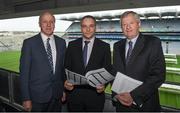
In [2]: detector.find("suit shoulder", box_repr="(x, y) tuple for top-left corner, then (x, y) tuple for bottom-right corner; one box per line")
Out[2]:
(96, 38), (110, 46)
(54, 35), (64, 41)
(23, 34), (40, 44)
(54, 35), (66, 43)
(114, 39), (125, 47)
(68, 38), (81, 45)
(143, 35), (161, 43)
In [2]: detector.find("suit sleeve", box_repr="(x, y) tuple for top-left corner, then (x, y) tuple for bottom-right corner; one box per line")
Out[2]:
(130, 38), (166, 107)
(61, 40), (67, 82)
(64, 43), (72, 80)
(19, 40), (31, 101)
(103, 44), (112, 73)
(111, 43), (119, 103)
(102, 44), (113, 88)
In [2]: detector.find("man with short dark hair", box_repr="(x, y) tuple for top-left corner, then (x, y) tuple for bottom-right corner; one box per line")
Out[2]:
(64, 15), (112, 112)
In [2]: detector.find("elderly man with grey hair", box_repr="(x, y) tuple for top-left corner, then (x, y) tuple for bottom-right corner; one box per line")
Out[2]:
(20, 11), (66, 112)
(112, 11), (165, 111)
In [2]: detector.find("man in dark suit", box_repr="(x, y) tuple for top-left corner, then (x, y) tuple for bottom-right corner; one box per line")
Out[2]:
(20, 11), (66, 111)
(64, 15), (112, 112)
(113, 11), (165, 111)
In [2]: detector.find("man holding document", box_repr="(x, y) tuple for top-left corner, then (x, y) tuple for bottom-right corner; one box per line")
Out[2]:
(64, 15), (112, 112)
(112, 11), (165, 111)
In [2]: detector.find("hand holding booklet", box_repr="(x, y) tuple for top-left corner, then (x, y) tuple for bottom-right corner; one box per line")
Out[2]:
(111, 72), (143, 94)
(65, 68), (114, 87)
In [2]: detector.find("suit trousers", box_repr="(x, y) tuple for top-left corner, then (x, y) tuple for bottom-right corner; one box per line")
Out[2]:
(0, 101), (3, 112)
(31, 98), (62, 112)
(67, 86), (105, 112)
(115, 102), (140, 112)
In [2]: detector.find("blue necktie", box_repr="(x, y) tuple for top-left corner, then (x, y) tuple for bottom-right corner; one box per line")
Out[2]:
(126, 41), (133, 64)
(83, 41), (90, 66)
(46, 38), (54, 73)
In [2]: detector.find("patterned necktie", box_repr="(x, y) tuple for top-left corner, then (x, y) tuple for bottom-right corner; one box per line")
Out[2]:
(46, 38), (53, 73)
(83, 41), (90, 66)
(126, 41), (133, 64)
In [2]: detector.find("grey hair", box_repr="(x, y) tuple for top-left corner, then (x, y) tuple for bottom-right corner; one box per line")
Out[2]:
(39, 10), (55, 23)
(120, 11), (140, 24)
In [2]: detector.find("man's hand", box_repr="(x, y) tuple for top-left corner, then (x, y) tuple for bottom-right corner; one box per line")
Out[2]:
(96, 84), (105, 93)
(115, 92), (133, 106)
(61, 92), (66, 102)
(22, 100), (32, 111)
(64, 80), (74, 91)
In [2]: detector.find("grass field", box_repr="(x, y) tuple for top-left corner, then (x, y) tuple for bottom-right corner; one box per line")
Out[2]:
(0, 51), (20, 72)
(1, 51), (180, 73)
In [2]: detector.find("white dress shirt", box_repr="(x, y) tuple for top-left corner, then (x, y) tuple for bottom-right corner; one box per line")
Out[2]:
(82, 36), (95, 65)
(41, 32), (57, 73)
(125, 35), (139, 58)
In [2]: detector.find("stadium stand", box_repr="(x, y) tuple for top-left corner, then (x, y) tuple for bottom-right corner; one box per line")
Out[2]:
(141, 19), (180, 32)
(63, 18), (180, 42)
(66, 19), (180, 32)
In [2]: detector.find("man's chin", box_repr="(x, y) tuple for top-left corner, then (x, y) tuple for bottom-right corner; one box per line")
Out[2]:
(44, 32), (53, 36)
(84, 35), (94, 39)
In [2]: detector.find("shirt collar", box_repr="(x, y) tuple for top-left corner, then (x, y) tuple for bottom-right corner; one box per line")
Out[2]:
(41, 32), (54, 42)
(82, 36), (95, 44)
(126, 34), (139, 45)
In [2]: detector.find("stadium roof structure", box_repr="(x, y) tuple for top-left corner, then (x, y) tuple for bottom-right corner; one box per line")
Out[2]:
(57, 5), (180, 21)
(0, 0), (180, 19)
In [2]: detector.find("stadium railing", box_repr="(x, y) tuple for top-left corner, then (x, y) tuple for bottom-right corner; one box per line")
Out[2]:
(0, 68), (180, 111)
(0, 68), (24, 111)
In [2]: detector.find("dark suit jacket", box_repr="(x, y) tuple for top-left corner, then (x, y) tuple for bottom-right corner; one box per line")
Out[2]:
(113, 34), (165, 111)
(64, 38), (112, 107)
(20, 33), (66, 103)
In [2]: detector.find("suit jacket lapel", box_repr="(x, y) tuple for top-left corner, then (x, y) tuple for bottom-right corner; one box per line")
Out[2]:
(37, 34), (49, 62)
(54, 36), (60, 74)
(86, 38), (97, 70)
(119, 39), (126, 66)
(37, 33), (54, 73)
(77, 38), (86, 70)
(127, 34), (144, 65)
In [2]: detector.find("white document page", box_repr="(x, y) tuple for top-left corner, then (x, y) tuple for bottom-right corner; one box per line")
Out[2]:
(111, 72), (143, 94)
(65, 69), (88, 85)
(86, 68), (114, 87)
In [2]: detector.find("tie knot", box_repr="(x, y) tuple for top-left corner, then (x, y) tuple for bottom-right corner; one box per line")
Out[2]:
(129, 41), (133, 46)
(47, 38), (50, 42)
(84, 41), (90, 45)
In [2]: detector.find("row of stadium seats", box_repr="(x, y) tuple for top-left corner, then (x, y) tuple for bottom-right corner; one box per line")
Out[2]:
(66, 18), (180, 32)
(63, 33), (180, 41)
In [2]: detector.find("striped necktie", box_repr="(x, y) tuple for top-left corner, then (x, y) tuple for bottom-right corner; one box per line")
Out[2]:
(46, 38), (54, 73)
(126, 41), (133, 64)
(83, 41), (90, 66)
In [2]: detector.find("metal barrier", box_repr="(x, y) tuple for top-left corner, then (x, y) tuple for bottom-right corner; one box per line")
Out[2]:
(0, 68), (23, 111)
(0, 68), (179, 112)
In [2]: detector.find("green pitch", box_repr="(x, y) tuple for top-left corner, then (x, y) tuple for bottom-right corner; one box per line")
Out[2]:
(0, 51), (20, 72)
